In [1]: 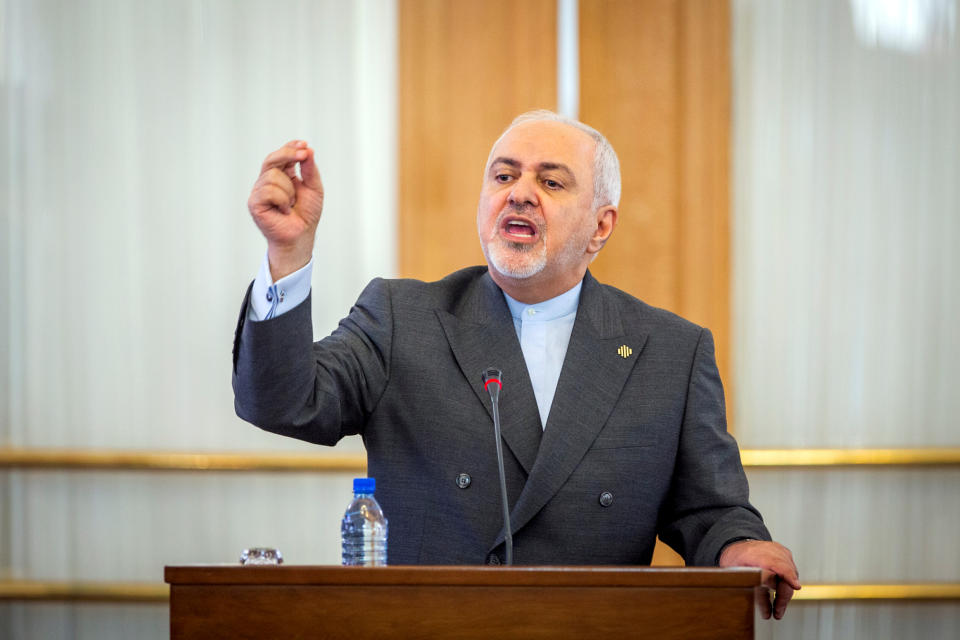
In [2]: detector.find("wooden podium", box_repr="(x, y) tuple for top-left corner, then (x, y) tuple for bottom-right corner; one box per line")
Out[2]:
(165, 565), (762, 639)
(164, 565), (760, 640)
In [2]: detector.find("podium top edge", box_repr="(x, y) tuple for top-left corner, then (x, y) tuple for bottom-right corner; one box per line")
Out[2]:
(164, 565), (762, 588)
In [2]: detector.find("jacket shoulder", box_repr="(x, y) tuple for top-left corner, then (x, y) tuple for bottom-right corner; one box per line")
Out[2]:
(377, 265), (490, 310)
(597, 280), (705, 339)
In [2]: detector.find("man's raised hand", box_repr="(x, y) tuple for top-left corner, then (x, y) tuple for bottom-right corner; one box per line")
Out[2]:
(248, 140), (324, 280)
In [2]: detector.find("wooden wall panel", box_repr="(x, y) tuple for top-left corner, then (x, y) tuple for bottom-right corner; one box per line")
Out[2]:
(677, 0), (731, 389)
(398, 0), (557, 281)
(580, 0), (732, 405)
(580, 1), (731, 568)
(580, 0), (682, 311)
(400, 0), (732, 567)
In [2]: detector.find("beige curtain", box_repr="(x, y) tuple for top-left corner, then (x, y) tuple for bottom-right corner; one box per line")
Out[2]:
(733, 0), (960, 637)
(1, 0), (396, 637)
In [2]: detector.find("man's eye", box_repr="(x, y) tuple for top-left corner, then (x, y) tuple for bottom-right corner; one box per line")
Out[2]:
(544, 179), (562, 189)
(495, 174), (512, 183)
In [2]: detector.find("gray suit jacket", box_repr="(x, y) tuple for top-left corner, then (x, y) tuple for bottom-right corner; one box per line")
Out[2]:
(233, 266), (770, 566)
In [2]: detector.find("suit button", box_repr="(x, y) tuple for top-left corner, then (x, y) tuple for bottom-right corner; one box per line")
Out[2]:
(456, 473), (472, 489)
(599, 491), (614, 507)
(487, 554), (501, 565)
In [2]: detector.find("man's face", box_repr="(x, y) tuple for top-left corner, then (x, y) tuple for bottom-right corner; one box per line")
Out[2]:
(477, 120), (599, 298)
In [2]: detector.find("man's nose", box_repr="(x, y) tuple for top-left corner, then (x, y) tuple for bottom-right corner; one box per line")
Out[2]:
(508, 174), (539, 208)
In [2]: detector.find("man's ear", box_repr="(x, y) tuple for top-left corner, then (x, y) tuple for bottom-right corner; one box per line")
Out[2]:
(586, 206), (618, 255)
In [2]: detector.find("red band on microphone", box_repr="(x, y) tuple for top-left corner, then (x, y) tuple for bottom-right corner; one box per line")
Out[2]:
(484, 379), (502, 392)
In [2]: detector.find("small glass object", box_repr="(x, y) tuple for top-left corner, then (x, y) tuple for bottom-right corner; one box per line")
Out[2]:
(239, 547), (283, 565)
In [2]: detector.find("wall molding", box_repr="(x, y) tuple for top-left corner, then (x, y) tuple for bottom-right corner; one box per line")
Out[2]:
(0, 448), (367, 472)
(740, 448), (960, 468)
(1, 579), (958, 603)
(794, 583), (960, 601)
(2, 447), (959, 472)
(0, 580), (168, 602)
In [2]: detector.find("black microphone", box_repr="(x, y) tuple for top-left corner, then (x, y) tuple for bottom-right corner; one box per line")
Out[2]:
(482, 367), (512, 565)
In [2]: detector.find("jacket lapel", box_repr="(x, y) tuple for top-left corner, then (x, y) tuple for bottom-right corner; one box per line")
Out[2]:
(490, 271), (649, 548)
(436, 272), (542, 474)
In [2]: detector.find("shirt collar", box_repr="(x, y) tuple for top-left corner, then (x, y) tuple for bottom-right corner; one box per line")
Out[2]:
(502, 279), (583, 322)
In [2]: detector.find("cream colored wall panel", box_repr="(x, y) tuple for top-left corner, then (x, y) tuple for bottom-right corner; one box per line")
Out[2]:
(748, 469), (960, 583)
(2, 0), (396, 450)
(755, 602), (960, 640)
(732, 0), (960, 447)
(0, 603), (167, 640)
(7, 471), (355, 582)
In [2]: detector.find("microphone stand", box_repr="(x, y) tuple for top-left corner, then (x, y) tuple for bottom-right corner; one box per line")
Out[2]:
(483, 368), (512, 565)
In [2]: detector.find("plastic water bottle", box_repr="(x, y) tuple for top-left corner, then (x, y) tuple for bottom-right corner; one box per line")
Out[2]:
(341, 477), (388, 566)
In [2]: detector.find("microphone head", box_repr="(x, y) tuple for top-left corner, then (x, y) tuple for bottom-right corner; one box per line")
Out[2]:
(482, 368), (502, 398)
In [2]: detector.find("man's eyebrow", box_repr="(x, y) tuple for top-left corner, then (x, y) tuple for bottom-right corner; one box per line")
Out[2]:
(537, 162), (576, 185)
(488, 158), (578, 185)
(489, 157), (521, 171)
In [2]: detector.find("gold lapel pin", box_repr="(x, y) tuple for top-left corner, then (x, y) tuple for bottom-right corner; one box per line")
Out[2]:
(617, 344), (633, 359)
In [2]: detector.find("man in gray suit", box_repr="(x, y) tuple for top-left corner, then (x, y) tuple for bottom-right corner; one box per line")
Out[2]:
(233, 111), (800, 618)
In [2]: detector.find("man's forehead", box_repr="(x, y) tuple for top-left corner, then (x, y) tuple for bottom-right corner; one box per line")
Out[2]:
(491, 120), (595, 167)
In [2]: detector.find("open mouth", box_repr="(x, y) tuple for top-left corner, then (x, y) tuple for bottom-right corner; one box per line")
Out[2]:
(500, 216), (540, 242)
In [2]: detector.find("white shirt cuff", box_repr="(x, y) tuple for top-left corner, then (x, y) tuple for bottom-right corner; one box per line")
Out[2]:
(248, 253), (313, 322)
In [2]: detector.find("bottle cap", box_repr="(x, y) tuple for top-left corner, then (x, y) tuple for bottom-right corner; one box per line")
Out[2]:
(353, 477), (375, 493)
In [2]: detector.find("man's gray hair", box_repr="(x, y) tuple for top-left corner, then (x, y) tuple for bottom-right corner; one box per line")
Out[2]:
(487, 109), (621, 209)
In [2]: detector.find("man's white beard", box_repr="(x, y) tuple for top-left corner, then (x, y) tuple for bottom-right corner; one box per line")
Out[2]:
(483, 237), (548, 279)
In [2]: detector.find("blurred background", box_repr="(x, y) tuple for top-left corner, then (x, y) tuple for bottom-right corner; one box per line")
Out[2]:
(1, 0), (958, 637)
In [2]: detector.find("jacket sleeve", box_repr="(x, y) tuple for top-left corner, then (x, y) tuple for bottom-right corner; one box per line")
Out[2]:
(656, 328), (771, 565)
(232, 277), (393, 446)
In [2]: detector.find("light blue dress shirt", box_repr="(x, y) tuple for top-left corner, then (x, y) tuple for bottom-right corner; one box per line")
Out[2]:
(502, 282), (581, 430)
(248, 255), (582, 430)
(247, 253), (313, 322)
